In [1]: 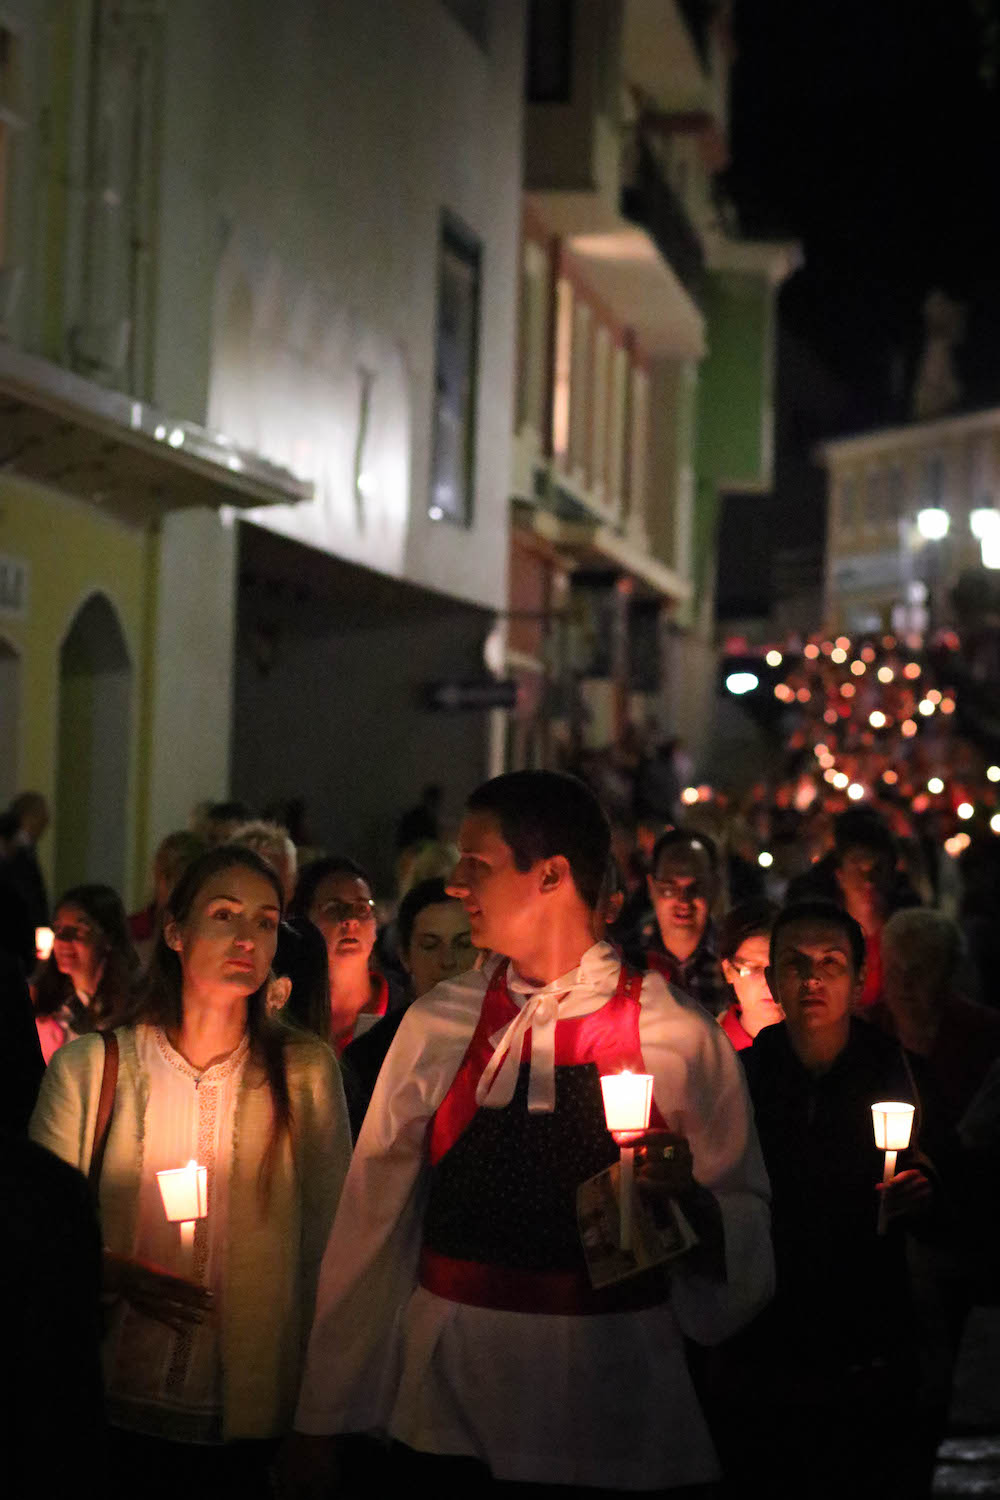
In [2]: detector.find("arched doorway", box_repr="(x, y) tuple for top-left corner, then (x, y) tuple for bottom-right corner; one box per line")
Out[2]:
(0, 636), (21, 810)
(55, 594), (132, 894)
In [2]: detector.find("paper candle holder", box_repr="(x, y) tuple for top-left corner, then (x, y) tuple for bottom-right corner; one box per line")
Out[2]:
(871, 1102), (915, 1153)
(600, 1071), (654, 1136)
(156, 1160), (208, 1223)
(35, 926), (54, 962)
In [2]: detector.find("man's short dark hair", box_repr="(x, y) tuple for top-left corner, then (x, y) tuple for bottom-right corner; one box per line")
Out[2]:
(466, 771), (610, 910)
(650, 827), (719, 878)
(769, 900), (865, 973)
(718, 898), (779, 963)
(833, 809), (896, 863)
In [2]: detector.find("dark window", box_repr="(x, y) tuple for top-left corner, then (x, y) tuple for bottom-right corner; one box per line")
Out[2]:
(429, 214), (481, 528)
(526, 0), (574, 103)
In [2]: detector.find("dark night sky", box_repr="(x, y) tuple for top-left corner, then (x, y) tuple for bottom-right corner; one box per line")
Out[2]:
(717, 0), (1000, 618)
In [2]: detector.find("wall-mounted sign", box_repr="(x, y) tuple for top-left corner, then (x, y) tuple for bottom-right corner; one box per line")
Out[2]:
(426, 678), (517, 712)
(0, 554), (28, 618)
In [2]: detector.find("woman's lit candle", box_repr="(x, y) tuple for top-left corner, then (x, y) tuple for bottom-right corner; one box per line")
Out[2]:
(156, 1159), (208, 1266)
(871, 1102), (914, 1236)
(35, 926), (54, 962)
(601, 1071), (654, 1252)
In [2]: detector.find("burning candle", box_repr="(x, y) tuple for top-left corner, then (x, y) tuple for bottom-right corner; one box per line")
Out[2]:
(600, 1071), (654, 1252)
(871, 1102), (914, 1236)
(35, 926), (54, 962)
(156, 1159), (208, 1266)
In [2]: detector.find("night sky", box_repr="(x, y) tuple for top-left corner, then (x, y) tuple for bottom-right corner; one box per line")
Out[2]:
(717, 0), (1000, 619)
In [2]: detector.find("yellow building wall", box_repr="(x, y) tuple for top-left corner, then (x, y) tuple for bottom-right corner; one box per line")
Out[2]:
(0, 477), (154, 907)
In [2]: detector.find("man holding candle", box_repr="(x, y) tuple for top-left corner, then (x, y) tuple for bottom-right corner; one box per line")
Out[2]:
(289, 770), (772, 1496)
(731, 900), (932, 1497)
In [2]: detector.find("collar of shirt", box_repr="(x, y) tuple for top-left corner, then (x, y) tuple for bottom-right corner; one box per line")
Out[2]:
(477, 941), (622, 1115)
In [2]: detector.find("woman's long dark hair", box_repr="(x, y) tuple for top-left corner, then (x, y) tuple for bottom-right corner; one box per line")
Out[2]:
(34, 884), (138, 1022)
(130, 844), (294, 1197)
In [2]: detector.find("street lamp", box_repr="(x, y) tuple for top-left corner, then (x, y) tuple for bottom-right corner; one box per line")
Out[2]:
(916, 507), (950, 540)
(915, 508), (950, 635)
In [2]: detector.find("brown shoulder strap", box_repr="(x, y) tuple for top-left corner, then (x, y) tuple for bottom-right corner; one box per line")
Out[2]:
(88, 1030), (119, 1193)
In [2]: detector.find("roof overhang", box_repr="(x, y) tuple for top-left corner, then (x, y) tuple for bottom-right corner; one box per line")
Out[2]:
(819, 405), (1000, 467)
(0, 344), (312, 524)
(517, 503), (692, 604)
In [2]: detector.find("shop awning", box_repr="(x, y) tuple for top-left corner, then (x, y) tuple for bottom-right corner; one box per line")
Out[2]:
(0, 344), (312, 524)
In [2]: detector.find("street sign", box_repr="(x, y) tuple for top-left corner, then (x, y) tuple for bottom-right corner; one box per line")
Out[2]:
(426, 678), (518, 711)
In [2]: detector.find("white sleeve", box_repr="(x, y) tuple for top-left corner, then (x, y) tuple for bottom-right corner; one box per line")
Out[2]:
(638, 973), (774, 1346)
(294, 970), (487, 1434)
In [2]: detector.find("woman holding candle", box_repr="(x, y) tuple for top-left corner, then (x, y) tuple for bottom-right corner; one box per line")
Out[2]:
(33, 883), (139, 1063)
(29, 845), (351, 1497)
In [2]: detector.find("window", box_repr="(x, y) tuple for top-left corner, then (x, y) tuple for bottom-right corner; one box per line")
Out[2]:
(429, 214), (481, 526)
(552, 277), (573, 465)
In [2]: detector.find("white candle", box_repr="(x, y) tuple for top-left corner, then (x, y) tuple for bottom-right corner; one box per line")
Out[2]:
(871, 1102), (914, 1235)
(601, 1072), (654, 1251)
(156, 1159), (208, 1269)
(35, 926), (54, 962)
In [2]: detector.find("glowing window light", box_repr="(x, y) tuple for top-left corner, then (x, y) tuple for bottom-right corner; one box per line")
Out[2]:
(726, 672), (759, 695)
(765, 649), (783, 667)
(681, 787), (699, 806)
(883, 769), (899, 785)
(991, 813), (1000, 834)
(835, 636), (851, 650)
(804, 643), (820, 659)
(877, 666), (894, 683)
(940, 697), (955, 714)
(758, 851), (774, 869)
(840, 683), (856, 698)
(987, 766), (1000, 783)
(903, 662), (921, 679)
(830, 647), (848, 664)
(927, 777), (944, 795)
(869, 711), (887, 729)
(847, 783), (865, 801)
(917, 507), (950, 540)
(918, 699), (935, 716)
(850, 660), (866, 676)
(832, 772), (849, 789)
(901, 719), (918, 738)
(957, 802), (974, 820)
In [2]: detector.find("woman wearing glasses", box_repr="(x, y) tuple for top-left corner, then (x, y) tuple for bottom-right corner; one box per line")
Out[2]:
(293, 856), (389, 1051)
(717, 898), (783, 1050)
(34, 883), (139, 1062)
(30, 844), (351, 1496)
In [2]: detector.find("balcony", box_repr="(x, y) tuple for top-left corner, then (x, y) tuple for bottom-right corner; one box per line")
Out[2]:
(621, 133), (704, 299)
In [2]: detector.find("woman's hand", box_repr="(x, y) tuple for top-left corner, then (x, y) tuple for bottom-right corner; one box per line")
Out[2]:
(103, 1251), (213, 1331)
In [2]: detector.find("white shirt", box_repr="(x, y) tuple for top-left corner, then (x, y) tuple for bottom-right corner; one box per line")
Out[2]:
(106, 1024), (248, 1443)
(296, 943), (773, 1489)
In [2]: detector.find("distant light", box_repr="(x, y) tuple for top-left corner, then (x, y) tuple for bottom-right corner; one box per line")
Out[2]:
(918, 699), (935, 716)
(820, 641), (834, 655)
(869, 710), (887, 729)
(882, 634), (897, 649)
(227, 454), (243, 472)
(901, 719), (918, 738)
(153, 423), (167, 441)
(758, 851), (774, 869)
(796, 687), (811, 702)
(835, 636), (851, 650)
(940, 696), (955, 714)
(847, 782), (865, 801)
(957, 802), (974, 820)
(883, 769), (899, 785)
(819, 753), (836, 768)
(804, 643), (820, 659)
(824, 768), (838, 784)
(860, 645), (876, 662)
(765, 649), (783, 667)
(927, 689), (942, 704)
(840, 683), (856, 698)
(877, 666), (894, 683)
(917, 507), (950, 540)
(945, 832), (971, 857)
(988, 765), (1000, 783)
(991, 813), (1000, 834)
(357, 470), (377, 499)
(927, 777), (944, 795)
(681, 786), (699, 806)
(697, 784), (713, 801)
(830, 647), (848, 664)
(850, 660), (866, 676)
(824, 708), (838, 724)
(912, 793), (931, 814)
(970, 507), (1000, 540)
(429, 505), (444, 521)
(903, 662), (921, 679)
(774, 684), (790, 700)
(832, 772), (849, 789)
(814, 742), (828, 756)
(981, 532), (1000, 569)
(168, 427), (185, 448)
(726, 672), (759, 695)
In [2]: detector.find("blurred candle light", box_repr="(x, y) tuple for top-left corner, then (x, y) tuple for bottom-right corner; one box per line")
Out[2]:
(991, 814), (1000, 834)
(835, 636), (851, 650)
(883, 769), (899, 786)
(833, 772), (849, 790)
(831, 647), (848, 664)
(872, 1102), (914, 1235)
(903, 662), (921, 680)
(35, 926), (54, 962)
(861, 645), (876, 662)
(957, 802), (974, 820)
(987, 766), (1000, 783)
(804, 643), (820, 660)
(877, 666), (894, 683)
(869, 711), (887, 729)
(765, 649), (783, 667)
(681, 787), (699, 806)
(840, 683), (856, 698)
(927, 777), (944, 795)
(850, 660), (866, 676)
(940, 697), (956, 714)
(901, 719), (918, 738)
(600, 1072), (654, 1252)
(927, 689), (942, 704)
(824, 708), (838, 725)
(847, 783), (865, 801)
(918, 700), (935, 716)
(758, 850), (774, 868)
(157, 1160), (208, 1266)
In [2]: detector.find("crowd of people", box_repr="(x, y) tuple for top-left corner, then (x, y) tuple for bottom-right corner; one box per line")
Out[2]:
(4, 647), (1000, 1498)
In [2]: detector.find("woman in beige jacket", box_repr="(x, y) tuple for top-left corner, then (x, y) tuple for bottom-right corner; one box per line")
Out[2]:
(30, 844), (351, 1497)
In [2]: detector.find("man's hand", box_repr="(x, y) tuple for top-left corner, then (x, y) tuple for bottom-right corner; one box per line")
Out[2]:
(877, 1167), (933, 1223)
(276, 1432), (341, 1500)
(624, 1130), (726, 1280)
(103, 1251), (213, 1331)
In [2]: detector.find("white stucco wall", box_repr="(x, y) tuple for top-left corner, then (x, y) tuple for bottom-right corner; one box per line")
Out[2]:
(151, 0), (524, 614)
